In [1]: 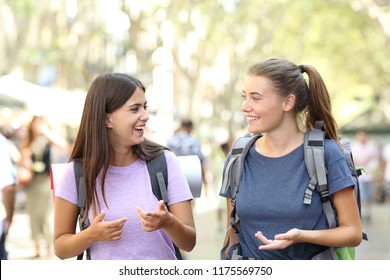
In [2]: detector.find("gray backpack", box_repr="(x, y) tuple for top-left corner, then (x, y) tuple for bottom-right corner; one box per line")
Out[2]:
(220, 121), (367, 260)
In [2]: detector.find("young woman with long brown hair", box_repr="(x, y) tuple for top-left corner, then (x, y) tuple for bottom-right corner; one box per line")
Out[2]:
(53, 73), (196, 260)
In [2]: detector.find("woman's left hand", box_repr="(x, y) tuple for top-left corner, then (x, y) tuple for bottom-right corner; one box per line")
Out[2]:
(255, 229), (300, 250)
(136, 200), (172, 232)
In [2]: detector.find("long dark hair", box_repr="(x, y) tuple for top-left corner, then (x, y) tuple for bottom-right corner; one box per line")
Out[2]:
(248, 58), (339, 141)
(70, 73), (165, 216)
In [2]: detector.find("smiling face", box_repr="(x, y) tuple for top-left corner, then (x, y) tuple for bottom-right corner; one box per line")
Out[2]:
(105, 87), (149, 148)
(241, 75), (287, 135)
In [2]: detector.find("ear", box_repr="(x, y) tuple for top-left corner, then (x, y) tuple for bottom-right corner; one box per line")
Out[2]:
(105, 113), (113, 128)
(283, 93), (296, 112)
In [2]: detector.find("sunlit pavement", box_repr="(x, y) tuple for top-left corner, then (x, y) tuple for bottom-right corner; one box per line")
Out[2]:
(355, 202), (390, 260)
(4, 190), (390, 260)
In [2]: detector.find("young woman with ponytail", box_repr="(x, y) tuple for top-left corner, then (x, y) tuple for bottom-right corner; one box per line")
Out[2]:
(220, 58), (362, 259)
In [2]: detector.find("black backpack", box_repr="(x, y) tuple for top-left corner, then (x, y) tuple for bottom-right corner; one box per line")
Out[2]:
(73, 152), (183, 260)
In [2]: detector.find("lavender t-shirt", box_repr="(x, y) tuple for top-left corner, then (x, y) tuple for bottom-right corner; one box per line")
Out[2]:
(55, 150), (193, 260)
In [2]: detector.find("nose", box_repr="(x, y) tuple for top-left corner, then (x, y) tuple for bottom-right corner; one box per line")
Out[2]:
(241, 99), (251, 113)
(141, 110), (149, 121)
(140, 107), (149, 121)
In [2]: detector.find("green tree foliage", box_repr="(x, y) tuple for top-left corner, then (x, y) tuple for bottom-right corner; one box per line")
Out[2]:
(0, 0), (388, 134)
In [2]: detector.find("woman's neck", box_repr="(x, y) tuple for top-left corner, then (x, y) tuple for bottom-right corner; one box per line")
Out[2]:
(110, 148), (137, 166)
(256, 127), (304, 158)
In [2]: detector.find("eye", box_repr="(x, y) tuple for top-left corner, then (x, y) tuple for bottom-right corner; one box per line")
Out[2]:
(129, 103), (148, 112)
(242, 93), (261, 102)
(250, 96), (261, 102)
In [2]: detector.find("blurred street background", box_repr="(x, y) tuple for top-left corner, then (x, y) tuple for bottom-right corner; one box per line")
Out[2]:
(1, 0), (390, 261)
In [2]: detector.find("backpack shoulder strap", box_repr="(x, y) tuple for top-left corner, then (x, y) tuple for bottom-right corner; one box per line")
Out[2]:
(73, 160), (91, 260)
(74, 161), (85, 209)
(221, 134), (262, 233)
(147, 152), (168, 205)
(146, 151), (183, 260)
(303, 121), (327, 205)
(303, 121), (337, 230)
(221, 134), (262, 198)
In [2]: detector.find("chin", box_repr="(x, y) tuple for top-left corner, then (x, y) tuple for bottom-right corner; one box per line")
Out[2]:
(131, 137), (144, 146)
(247, 127), (262, 135)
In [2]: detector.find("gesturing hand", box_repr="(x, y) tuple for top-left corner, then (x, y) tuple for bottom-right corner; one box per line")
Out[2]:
(90, 210), (128, 241)
(136, 200), (172, 232)
(255, 229), (300, 250)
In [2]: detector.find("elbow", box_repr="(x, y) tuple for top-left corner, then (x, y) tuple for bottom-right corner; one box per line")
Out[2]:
(53, 240), (71, 260)
(347, 228), (363, 247)
(53, 248), (66, 260)
(54, 248), (74, 260)
(187, 238), (196, 252)
(53, 245), (67, 260)
(181, 234), (196, 252)
(184, 240), (197, 253)
(350, 233), (363, 247)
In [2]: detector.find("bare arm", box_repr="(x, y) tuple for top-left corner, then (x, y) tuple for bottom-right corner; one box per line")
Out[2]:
(164, 200), (196, 252)
(53, 197), (91, 259)
(301, 187), (362, 247)
(53, 197), (128, 259)
(256, 187), (362, 250)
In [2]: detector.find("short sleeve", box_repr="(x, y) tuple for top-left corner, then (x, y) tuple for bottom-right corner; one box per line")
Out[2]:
(54, 161), (78, 205)
(164, 150), (193, 205)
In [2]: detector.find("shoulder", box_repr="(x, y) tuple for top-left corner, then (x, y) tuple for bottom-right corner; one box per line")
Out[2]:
(162, 150), (181, 169)
(163, 150), (189, 178)
(323, 139), (346, 163)
(324, 139), (340, 150)
(53, 161), (76, 185)
(324, 139), (343, 154)
(53, 161), (78, 204)
(164, 149), (177, 160)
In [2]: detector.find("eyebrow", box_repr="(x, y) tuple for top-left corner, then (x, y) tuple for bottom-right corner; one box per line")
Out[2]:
(127, 101), (147, 108)
(242, 90), (262, 95)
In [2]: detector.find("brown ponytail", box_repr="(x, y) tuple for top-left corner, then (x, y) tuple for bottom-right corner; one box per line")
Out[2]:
(248, 59), (340, 142)
(303, 65), (339, 141)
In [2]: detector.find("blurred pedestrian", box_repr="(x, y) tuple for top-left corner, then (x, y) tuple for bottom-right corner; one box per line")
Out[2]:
(350, 130), (380, 222)
(53, 73), (195, 260)
(18, 115), (68, 257)
(220, 58), (362, 259)
(1, 126), (25, 211)
(0, 132), (17, 260)
(1, 126), (22, 167)
(167, 118), (210, 196)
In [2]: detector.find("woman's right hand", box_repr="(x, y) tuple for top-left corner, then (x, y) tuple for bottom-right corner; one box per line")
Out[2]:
(255, 229), (300, 250)
(88, 210), (128, 242)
